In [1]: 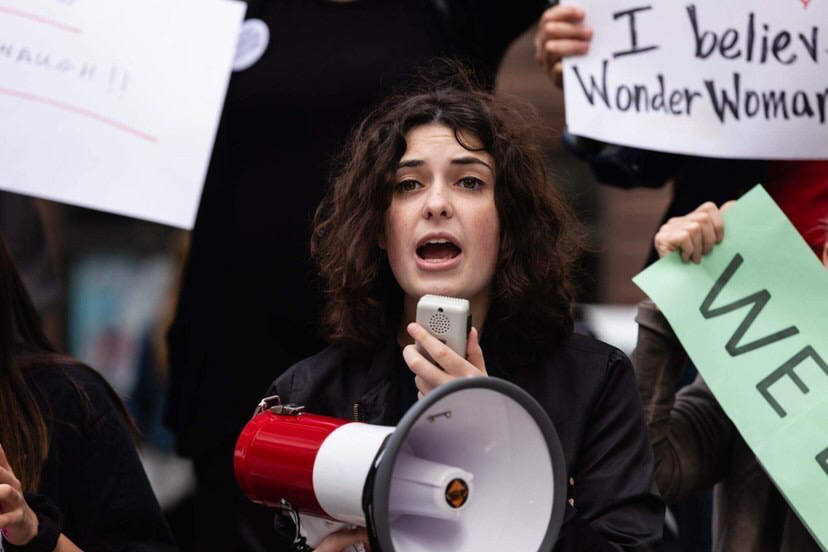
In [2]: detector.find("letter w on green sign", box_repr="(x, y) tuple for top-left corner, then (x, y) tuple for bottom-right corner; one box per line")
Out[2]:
(633, 185), (828, 549)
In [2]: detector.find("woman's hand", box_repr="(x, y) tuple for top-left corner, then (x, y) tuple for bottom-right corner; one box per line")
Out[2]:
(313, 527), (370, 552)
(534, 5), (592, 87)
(654, 201), (735, 262)
(403, 323), (487, 398)
(0, 445), (39, 546)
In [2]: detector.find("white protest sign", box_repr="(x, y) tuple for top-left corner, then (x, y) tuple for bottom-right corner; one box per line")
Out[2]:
(562, 0), (828, 159)
(0, 0), (246, 228)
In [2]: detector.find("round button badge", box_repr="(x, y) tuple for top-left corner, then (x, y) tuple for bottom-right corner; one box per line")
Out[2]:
(233, 18), (269, 72)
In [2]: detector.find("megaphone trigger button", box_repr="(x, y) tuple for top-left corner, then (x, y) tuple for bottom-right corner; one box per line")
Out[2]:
(270, 404), (305, 416)
(253, 394), (282, 416)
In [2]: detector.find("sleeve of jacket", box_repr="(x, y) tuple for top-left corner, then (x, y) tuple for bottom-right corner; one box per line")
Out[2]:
(268, 363), (297, 402)
(631, 299), (733, 503)
(558, 348), (664, 551)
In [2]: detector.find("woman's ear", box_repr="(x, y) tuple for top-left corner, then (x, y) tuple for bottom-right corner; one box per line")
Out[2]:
(821, 242), (828, 269)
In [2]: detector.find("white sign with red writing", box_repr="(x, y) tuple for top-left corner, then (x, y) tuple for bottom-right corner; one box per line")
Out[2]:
(0, 0), (246, 228)
(562, 0), (828, 159)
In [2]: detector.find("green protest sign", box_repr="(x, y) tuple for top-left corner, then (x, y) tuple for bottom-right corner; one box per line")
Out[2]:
(633, 185), (828, 549)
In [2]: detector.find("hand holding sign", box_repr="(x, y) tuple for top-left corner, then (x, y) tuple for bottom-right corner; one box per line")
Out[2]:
(653, 200), (732, 263)
(534, 5), (592, 88)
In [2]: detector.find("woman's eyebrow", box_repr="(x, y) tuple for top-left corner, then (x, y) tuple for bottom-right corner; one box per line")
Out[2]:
(452, 156), (493, 173)
(397, 159), (424, 169)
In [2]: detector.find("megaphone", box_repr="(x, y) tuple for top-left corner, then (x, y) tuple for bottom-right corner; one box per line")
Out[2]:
(235, 377), (567, 551)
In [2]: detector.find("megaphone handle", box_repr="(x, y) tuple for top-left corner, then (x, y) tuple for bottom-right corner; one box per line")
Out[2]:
(277, 499), (313, 552)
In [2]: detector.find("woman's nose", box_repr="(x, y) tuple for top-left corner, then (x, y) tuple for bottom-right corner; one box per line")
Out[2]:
(423, 183), (453, 219)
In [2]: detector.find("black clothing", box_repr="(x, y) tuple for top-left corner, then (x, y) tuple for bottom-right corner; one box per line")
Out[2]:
(562, 134), (766, 264)
(268, 329), (664, 551)
(24, 363), (177, 551)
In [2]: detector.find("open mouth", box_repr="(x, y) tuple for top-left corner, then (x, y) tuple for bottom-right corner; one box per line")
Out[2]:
(416, 238), (462, 262)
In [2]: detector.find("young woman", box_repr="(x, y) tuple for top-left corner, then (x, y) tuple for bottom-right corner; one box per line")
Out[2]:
(0, 234), (177, 552)
(266, 73), (663, 551)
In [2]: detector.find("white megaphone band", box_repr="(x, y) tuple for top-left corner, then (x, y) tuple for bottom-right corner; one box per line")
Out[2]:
(234, 377), (567, 552)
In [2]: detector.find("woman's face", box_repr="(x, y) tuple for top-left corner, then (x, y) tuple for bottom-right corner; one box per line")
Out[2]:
(381, 123), (500, 317)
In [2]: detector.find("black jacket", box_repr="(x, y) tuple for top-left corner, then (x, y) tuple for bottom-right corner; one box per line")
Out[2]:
(268, 329), (663, 551)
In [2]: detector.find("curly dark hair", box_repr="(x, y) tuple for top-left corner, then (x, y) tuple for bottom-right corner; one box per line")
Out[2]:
(312, 68), (587, 361)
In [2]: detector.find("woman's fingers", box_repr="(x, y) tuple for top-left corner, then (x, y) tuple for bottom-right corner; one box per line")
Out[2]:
(314, 527), (370, 552)
(533, 4), (592, 83)
(654, 225), (692, 260)
(0, 447), (21, 492)
(405, 323), (472, 377)
(402, 344), (451, 391)
(654, 201), (730, 262)
(0, 483), (38, 546)
(537, 5), (587, 28)
(721, 199), (737, 213)
(0, 445), (12, 475)
(688, 221), (703, 263)
(404, 323), (487, 398)
(414, 375), (435, 397)
(540, 38), (590, 66)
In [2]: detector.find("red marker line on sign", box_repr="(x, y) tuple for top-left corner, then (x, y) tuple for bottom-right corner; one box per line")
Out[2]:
(0, 6), (82, 34)
(0, 87), (158, 143)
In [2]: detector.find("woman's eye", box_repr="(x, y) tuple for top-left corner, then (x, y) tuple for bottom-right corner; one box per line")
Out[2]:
(397, 179), (421, 192)
(458, 177), (484, 190)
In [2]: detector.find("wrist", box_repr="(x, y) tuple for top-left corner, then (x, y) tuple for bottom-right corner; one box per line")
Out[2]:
(19, 506), (40, 544)
(3, 493), (61, 552)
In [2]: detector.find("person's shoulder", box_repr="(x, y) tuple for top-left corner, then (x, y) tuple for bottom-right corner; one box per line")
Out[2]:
(554, 332), (629, 365)
(270, 342), (361, 396)
(27, 361), (120, 419)
(541, 331), (633, 385)
(26, 360), (95, 392)
(280, 342), (349, 379)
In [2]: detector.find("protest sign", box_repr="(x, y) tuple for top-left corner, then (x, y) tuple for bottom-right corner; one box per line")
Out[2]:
(562, 0), (828, 159)
(633, 185), (828, 549)
(0, 0), (246, 228)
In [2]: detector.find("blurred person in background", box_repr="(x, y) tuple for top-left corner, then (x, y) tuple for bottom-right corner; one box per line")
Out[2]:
(0, 233), (178, 551)
(165, 1), (548, 550)
(0, 192), (62, 344)
(631, 199), (826, 552)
